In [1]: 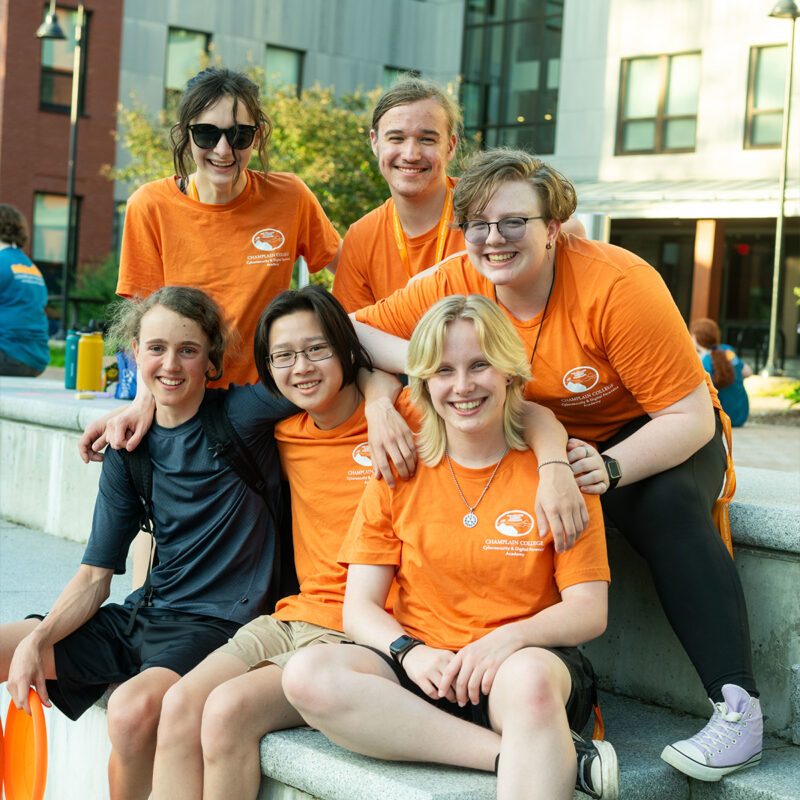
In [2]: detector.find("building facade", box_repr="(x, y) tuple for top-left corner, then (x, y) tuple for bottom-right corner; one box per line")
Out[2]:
(2, 0), (797, 360)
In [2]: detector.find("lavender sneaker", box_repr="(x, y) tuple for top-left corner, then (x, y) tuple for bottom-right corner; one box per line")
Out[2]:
(661, 684), (762, 781)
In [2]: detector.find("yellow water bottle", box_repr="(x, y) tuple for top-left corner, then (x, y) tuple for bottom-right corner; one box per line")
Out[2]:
(76, 332), (104, 391)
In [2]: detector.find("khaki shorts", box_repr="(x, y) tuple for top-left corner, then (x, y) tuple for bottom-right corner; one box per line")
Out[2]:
(216, 616), (350, 670)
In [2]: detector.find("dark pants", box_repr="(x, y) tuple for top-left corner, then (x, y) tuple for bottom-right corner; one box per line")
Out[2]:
(598, 412), (756, 702)
(0, 348), (44, 377)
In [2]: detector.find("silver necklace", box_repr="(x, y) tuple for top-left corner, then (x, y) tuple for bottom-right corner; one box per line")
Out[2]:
(445, 448), (509, 528)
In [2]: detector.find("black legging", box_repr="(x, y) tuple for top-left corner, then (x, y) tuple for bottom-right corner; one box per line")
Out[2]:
(597, 412), (756, 702)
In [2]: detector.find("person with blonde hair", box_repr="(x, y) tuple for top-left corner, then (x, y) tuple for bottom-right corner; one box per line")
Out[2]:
(349, 147), (762, 782)
(690, 318), (751, 427)
(283, 294), (617, 800)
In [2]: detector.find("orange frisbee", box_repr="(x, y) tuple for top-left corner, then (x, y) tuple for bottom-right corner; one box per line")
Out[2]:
(3, 689), (47, 800)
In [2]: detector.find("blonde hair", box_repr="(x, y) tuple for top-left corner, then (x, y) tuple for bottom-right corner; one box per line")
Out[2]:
(453, 147), (577, 224)
(407, 295), (531, 466)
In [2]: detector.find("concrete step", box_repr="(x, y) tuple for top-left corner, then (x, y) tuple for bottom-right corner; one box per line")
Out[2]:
(7, 682), (795, 800)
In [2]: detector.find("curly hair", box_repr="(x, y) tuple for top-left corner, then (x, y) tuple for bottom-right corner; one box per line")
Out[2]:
(0, 204), (29, 249)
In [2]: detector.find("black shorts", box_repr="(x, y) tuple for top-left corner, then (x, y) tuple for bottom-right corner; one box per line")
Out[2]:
(355, 643), (597, 733)
(38, 604), (239, 721)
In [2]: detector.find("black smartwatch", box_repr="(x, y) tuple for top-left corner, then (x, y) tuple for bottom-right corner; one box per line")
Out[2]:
(389, 634), (425, 667)
(602, 454), (622, 490)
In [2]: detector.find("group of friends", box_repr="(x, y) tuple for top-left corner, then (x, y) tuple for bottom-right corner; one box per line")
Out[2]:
(0, 67), (763, 800)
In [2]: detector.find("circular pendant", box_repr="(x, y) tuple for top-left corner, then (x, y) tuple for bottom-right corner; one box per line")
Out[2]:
(463, 512), (478, 528)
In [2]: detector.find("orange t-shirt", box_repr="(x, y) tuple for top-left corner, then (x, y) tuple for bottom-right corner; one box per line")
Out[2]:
(117, 170), (341, 387)
(272, 391), (418, 631)
(355, 234), (719, 442)
(339, 449), (610, 651)
(332, 176), (466, 313)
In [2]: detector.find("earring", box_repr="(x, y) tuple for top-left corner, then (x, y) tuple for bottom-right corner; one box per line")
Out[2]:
(545, 241), (553, 250)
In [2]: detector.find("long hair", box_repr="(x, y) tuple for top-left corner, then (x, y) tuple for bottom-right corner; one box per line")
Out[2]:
(171, 67), (272, 182)
(254, 286), (372, 397)
(691, 318), (735, 390)
(109, 286), (230, 382)
(407, 295), (531, 466)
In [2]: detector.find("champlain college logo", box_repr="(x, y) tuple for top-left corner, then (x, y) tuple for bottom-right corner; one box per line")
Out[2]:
(251, 228), (285, 251)
(562, 366), (599, 393)
(494, 510), (535, 537)
(352, 442), (372, 467)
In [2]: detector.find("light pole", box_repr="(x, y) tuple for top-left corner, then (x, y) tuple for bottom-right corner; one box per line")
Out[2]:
(764, 0), (800, 375)
(36, 0), (85, 339)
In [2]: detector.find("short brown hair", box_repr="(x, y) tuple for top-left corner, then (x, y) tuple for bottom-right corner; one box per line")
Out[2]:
(453, 148), (577, 224)
(372, 76), (461, 139)
(0, 204), (29, 249)
(171, 67), (272, 181)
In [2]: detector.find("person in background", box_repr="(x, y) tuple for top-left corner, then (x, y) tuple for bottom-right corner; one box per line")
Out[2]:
(690, 318), (752, 427)
(0, 203), (49, 377)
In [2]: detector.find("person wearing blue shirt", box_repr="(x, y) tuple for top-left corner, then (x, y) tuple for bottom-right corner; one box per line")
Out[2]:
(691, 318), (752, 427)
(0, 204), (49, 376)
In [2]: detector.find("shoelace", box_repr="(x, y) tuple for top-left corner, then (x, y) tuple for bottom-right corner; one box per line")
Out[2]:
(691, 700), (747, 755)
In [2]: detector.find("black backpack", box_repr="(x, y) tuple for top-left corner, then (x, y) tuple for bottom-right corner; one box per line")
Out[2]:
(119, 389), (298, 634)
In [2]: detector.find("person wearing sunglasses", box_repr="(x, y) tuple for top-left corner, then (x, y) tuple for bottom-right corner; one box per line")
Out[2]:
(348, 147), (762, 782)
(115, 66), (341, 394)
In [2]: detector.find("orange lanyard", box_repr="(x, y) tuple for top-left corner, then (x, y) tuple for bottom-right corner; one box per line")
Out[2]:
(188, 173), (247, 202)
(392, 185), (454, 279)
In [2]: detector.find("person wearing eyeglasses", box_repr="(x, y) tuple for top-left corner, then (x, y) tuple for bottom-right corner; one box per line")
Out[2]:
(349, 148), (762, 782)
(117, 67), (341, 391)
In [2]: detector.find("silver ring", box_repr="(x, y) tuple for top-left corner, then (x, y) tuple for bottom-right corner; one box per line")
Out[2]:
(584, 445), (590, 459)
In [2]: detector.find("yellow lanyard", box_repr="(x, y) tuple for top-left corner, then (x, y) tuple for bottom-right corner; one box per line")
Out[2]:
(187, 173), (247, 202)
(392, 184), (454, 279)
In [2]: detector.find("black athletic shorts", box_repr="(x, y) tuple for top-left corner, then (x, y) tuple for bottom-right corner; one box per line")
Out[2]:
(353, 643), (597, 733)
(36, 604), (239, 721)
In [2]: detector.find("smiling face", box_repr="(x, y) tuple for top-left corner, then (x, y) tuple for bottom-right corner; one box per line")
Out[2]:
(464, 179), (561, 297)
(370, 98), (456, 202)
(426, 318), (508, 447)
(133, 304), (213, 428)
(267, 310), (357, 429)
(188, 94), (258, 201)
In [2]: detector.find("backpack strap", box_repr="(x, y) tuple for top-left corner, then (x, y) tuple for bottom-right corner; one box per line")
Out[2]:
(200, 390), (299, 610)
(119, 437), (157, 635)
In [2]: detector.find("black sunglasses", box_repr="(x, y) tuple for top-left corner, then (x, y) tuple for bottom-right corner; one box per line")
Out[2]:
(187, 123), (258, 150)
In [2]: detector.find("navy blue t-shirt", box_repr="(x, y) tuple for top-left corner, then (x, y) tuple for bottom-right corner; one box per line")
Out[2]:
(83, 383), (295, 624)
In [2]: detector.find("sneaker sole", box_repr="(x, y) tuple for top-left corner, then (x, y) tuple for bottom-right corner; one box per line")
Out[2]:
(591, 739), (620, 800)
(660, 745), (761, 782)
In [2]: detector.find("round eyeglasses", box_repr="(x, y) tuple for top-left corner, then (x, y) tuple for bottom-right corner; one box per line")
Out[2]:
(460, 216), (543, 245)
(268, 342), (334, 368)
(187, 123), (258, 150)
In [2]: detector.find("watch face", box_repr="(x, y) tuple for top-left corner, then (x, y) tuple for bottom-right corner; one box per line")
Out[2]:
(607, 459), (621, 480)
(390, 635), (414, 657)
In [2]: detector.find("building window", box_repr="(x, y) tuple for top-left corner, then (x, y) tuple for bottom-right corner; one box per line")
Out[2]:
(265, 45), (303, 94)
(165, 28), (210, 109)
(745, 45), (786, 148)
(616, 52), (700, 154)
(461, 0), (563, 154)
(32, 193), (79, 293)
(382, 66), (420, 87)
(39, 6), (88, 112)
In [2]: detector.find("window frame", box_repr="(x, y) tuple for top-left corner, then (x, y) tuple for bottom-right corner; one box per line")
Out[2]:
(164, 26), (211, 109)
(264, 43), (305, 96)
(461, 0), (563, 155)
(38, 5), (90, 114)
(615, 51), (701, 156)
(744, 44), (786, 150)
